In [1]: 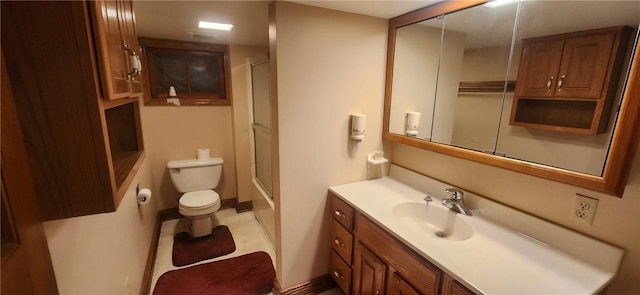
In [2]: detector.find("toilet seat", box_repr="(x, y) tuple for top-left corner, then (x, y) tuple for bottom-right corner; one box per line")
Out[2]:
(179, 190), (221, 216)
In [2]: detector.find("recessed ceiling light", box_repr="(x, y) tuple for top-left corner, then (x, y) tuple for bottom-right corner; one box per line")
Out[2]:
(198, 21), (234, 31)
(484, 0), (519, 8)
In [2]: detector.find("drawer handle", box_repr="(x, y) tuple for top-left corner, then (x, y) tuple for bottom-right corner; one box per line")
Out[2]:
(333, 270), (344, 279)
(334, 238), (345, 247)
(557, 75), (565, 90)
(334, 209), (346, 218)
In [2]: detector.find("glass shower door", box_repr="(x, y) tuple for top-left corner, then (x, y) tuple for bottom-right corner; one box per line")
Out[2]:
(250, 59), (272, 197)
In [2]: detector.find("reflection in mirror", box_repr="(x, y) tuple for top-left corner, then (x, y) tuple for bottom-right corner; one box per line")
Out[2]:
(495, 1), (639, 176)
(432, 4), (518, 152)
(387, 0), (639, 179)
(389, 17), (444, 140)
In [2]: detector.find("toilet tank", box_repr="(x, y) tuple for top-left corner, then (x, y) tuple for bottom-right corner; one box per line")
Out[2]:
(167, 157), (224, 193)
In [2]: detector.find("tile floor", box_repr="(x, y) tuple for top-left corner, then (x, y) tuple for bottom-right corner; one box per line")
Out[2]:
(151, 208), (342, 295)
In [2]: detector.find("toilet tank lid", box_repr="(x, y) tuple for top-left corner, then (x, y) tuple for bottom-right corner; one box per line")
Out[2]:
(167, 157), (223, 169)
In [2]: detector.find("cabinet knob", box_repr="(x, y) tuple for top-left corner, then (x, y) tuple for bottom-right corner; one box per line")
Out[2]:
(334, 238), (345, 247)
(334, 209), (345, 218)
(333, 270), (344, 279)
(547, 76), (554, 89)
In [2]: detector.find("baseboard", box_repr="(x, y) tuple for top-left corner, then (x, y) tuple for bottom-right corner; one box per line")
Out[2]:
(275, 274), (337, 295)
(221, 197), (237, 209)
(139, 209), (167, 295)
(236, 200), (253, 212)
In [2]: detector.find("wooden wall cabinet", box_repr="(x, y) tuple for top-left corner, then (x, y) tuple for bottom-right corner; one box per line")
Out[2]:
(328, 192), (474, 295)
(91, 0), (143, 100)
(511, 26), (632, 134)
(1, 1), (144, 220)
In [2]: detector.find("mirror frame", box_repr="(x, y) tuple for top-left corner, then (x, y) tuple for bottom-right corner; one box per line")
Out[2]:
(383, 0), (640, 196)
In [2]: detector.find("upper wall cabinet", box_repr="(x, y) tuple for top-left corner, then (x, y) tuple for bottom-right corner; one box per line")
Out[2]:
(1, 1), (145, 220)
(91, 0), (143, 100)
(511, 27), (632, 134)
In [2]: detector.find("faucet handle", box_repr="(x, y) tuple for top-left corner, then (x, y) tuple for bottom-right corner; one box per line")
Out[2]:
(445, 188), (464, 201)
(424, 193), (433, 204)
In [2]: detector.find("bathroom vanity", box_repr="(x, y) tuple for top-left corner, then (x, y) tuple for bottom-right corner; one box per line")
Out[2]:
(328, 165), (624, 295)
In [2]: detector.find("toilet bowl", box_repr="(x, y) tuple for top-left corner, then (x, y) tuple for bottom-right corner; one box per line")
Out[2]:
(178, 190), (221, 237)
(167, 156), (224, 238)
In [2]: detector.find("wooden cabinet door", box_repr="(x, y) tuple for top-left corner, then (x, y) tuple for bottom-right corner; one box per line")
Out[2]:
(118, 0), (142, 96)
(515, 39), (564, 98)
(388, 272), (421, 295)
(92, 0), (130, 99)
(352, 242), (386, 295)
(441, 274), (475, 295)
(1, 50), (59, 295)
(556, 31), (616, 98)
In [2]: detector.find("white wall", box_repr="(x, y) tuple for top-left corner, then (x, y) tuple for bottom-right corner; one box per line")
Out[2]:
(43, 158), (157, 295)
(272, 1), (388, 289)
(390, 24), (441, 139)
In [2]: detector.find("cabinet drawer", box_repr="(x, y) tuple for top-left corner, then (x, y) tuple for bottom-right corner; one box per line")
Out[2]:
(330, 250), (352, 295)
(331, 219), (353, 263)
(330, 193), (354, 231)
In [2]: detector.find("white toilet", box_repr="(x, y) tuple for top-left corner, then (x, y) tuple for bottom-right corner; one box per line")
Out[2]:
(167, 157), (224, 238)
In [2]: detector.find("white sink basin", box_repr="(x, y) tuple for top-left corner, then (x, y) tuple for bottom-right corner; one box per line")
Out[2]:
(392, 202), (474, 241)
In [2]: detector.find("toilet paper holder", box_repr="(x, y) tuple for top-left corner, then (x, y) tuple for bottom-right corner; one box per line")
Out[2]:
(136, 184), (152, 204)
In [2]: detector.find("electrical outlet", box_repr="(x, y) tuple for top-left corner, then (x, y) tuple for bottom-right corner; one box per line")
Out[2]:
(124, 276), (130, 295)
(570, 194), (598, 225)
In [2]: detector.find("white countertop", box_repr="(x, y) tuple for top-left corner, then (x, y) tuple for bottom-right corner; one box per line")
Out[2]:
(329, 165), (624, 295)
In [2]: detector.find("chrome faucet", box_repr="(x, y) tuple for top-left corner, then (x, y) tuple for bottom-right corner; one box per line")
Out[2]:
(441, 188), (473, 216)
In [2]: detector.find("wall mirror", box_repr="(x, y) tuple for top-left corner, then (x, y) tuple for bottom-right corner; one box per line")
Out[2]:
(384, 0), (640, 196)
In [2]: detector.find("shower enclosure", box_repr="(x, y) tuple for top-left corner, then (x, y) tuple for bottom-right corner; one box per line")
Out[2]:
(249, 59), (275, 243)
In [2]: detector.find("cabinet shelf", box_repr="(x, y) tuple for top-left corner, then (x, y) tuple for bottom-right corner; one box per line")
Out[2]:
(105, 101), (144, 190)
(111, 151), (143, 188)
(511, 99), (597, 133)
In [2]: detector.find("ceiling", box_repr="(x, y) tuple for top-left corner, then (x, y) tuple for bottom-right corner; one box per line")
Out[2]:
(133, 1), (639, 48)
(133, 0), (438, 46)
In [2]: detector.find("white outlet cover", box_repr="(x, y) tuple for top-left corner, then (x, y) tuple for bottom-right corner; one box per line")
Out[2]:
(570, 194), (599, 225)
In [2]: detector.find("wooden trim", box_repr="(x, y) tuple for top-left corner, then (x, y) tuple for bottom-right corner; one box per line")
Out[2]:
(276, 275), (337, 295)
(236, 201), (254, 213)
(383, 0), (640, 197)
(458, 81), (516, 93)
(138, 37), (232, 107)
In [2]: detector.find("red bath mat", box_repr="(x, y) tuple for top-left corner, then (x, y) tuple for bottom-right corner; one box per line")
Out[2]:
(154, 251), (275, 295)
(172, 225), (236, 266)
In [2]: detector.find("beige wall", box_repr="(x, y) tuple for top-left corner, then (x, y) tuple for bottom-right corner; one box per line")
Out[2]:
(390, 24), (440, 138)
(230, 44), (269, 204)
(273, 1), (388, 289)
(43, 158), (157, 295)
(389, 141), (640, 294)
(141, 105), (237, 210)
